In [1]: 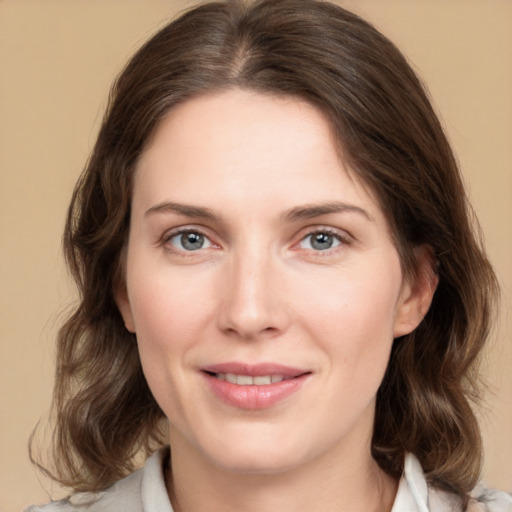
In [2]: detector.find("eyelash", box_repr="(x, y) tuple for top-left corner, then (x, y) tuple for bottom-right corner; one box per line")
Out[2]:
(297, 228), (351, 255)
(161, 226), (351, 256)
(161, 228), (215, 256)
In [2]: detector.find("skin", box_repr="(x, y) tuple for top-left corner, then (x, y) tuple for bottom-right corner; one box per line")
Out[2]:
(117, 89), (436, 512)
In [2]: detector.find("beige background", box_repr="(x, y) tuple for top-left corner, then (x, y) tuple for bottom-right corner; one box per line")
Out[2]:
(1, 1), (511, 511)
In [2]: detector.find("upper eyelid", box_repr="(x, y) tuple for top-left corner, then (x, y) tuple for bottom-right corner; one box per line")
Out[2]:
(162, 225), (212, 239)
(295, 225), (353, 241)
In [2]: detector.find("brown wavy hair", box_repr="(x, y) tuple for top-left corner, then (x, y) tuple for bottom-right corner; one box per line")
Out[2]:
(34, 0), (498, 502)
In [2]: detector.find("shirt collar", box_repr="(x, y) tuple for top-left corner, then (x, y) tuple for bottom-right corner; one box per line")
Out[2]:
(392, 453), (430, 512)
(141, 448), (174, 512)
(142, 448), (431, 512)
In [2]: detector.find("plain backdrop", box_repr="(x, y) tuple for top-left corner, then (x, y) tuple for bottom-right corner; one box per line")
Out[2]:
(1, 1), (511, 511)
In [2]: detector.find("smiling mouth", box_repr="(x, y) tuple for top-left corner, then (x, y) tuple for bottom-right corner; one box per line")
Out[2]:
(202, 365), (311, 409)
(206, 372), (296, 385)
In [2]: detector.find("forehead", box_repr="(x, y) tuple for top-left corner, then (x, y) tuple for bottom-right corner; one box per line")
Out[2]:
(139, 89), (337, 170)
(134, 88), (382, 220)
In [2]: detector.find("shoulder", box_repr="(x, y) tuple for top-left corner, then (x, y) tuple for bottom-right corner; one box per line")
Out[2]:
(24, 469), (144, 512)
(429, 486), (512, 512)
(24, 448), (171, 512)
(401, 453), (512, 512)
(469, 486), (512, 512)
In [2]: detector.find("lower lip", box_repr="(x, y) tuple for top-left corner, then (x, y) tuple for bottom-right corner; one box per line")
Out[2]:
(203, 373), (310, 410)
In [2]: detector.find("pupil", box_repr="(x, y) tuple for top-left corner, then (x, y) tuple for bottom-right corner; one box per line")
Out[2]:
(182, 232), (203, 250)
(312, 233), (332, 250)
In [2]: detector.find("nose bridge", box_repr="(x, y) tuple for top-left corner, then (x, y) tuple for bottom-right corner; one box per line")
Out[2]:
(219, 238), (287, 339)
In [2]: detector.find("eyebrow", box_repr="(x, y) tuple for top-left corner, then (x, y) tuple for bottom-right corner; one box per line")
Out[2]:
(144, 200), (373, 223)
(145, 201), (217, 220)
(282, 202), (373, 222)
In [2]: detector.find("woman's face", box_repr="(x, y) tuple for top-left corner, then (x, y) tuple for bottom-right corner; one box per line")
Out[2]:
(118, 89), (429, 475)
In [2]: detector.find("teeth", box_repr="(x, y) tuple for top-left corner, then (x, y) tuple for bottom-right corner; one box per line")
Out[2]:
(216, 373), (287, 385)
(237, 375), (253, 385)
(225, 373), (237, 384)
(253, 376), (271, 385)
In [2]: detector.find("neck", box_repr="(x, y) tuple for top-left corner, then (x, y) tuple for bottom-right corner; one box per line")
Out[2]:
(166, 432), (398, 512)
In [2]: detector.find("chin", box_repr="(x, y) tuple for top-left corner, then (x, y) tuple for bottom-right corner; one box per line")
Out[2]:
(209, 447), (302, 476)
(191, 424), (306, 475)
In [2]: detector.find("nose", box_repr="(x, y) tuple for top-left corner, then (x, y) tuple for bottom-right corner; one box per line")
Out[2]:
(217, 248), (290, 340)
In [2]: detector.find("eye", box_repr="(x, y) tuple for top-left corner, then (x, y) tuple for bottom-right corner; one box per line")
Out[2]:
(168, 230), (213, 251)
(299, 230), (343, 251)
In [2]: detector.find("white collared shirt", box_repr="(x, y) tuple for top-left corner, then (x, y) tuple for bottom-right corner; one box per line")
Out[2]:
(26, 448), (512, 511)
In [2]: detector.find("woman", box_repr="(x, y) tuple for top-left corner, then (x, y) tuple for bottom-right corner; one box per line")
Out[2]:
(27, 0), (511, 511)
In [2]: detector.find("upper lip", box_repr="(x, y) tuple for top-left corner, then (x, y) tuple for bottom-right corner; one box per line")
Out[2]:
(201, 362), (310, 378)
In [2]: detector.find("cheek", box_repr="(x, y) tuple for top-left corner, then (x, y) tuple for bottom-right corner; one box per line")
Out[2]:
(296, 261), (402, 339)
(125, 265), (212, 401)
(129, 284), (205, 426)
(128, 261), (212, 346)
(293, 257), (402, 392)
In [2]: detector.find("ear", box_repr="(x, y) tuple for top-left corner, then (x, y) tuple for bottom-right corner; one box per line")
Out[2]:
(115, 283), (136, 333)
(393, 245), (438, 338)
